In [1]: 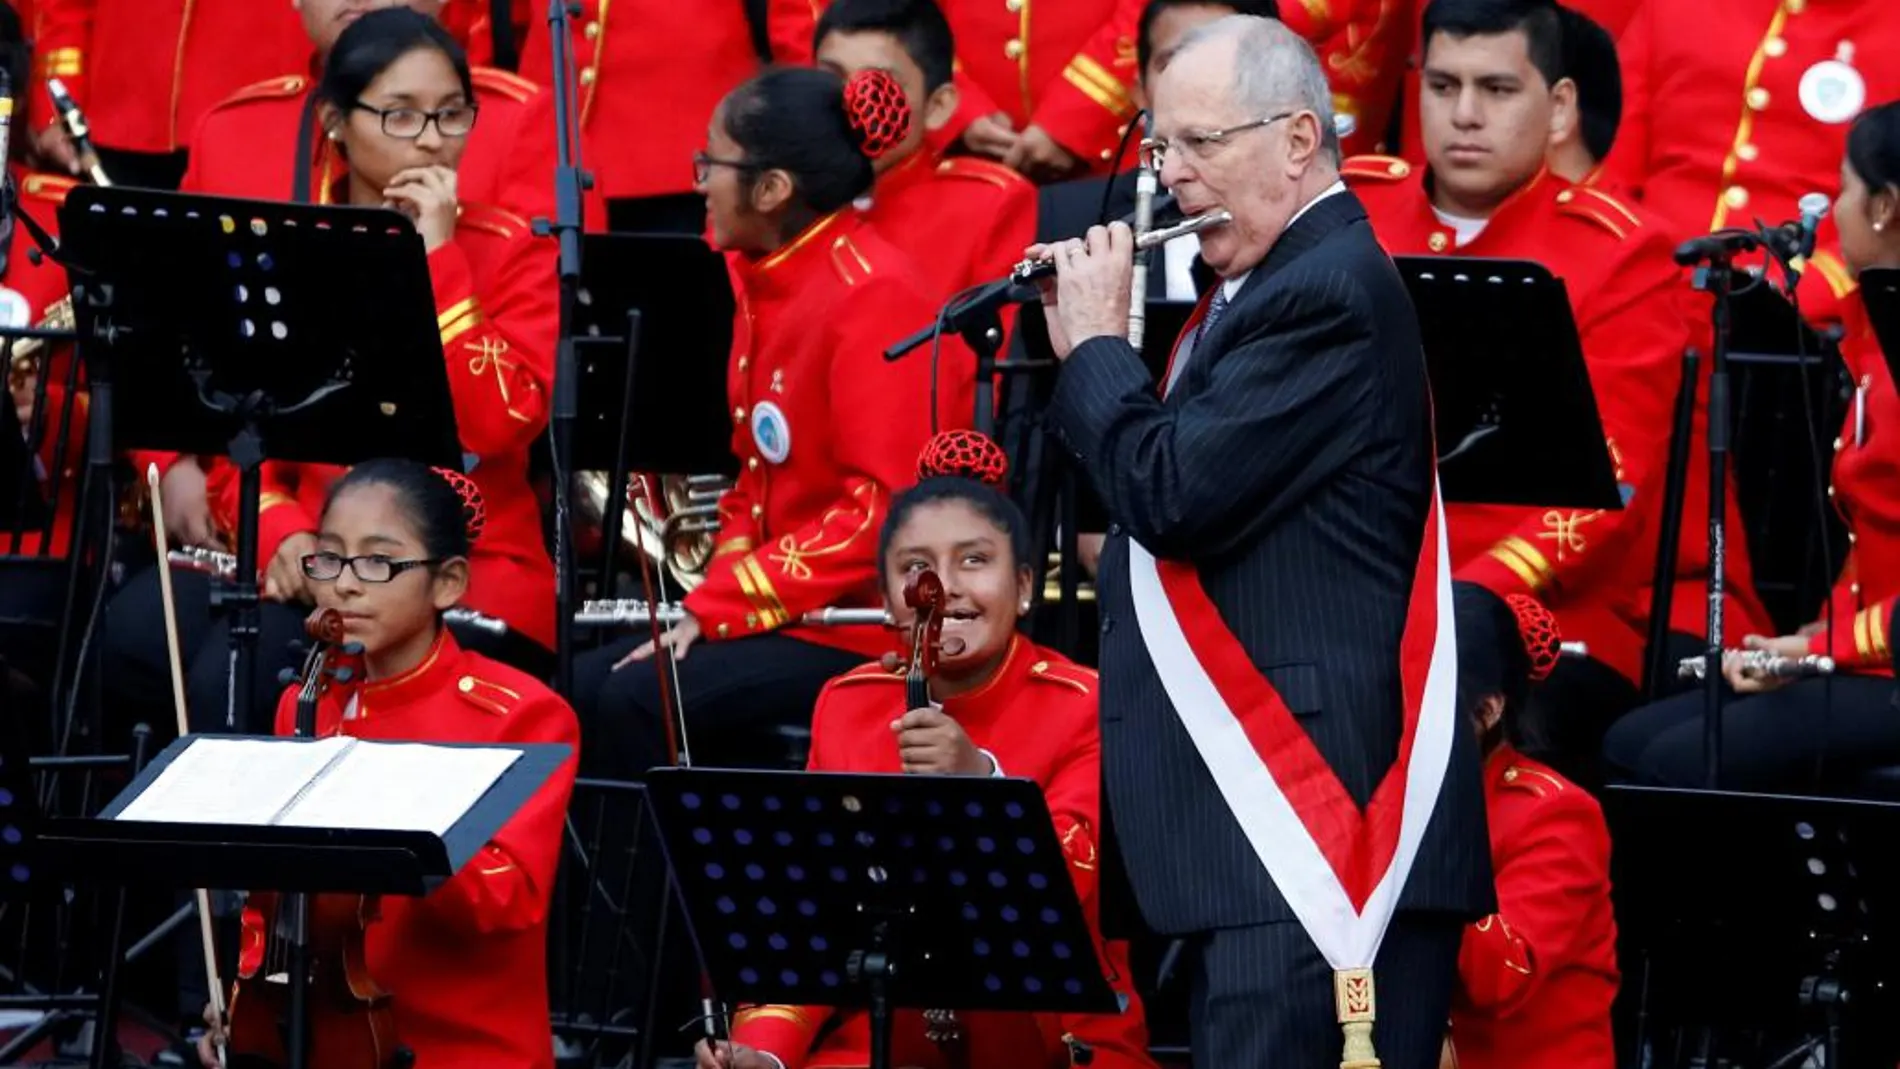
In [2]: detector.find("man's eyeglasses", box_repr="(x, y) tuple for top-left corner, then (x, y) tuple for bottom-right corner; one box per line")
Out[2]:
(694, 151), (755, 184)
(352, 102), (479, 140)
(1139, 111), (1296, 171)
(300, 552), (441, 584)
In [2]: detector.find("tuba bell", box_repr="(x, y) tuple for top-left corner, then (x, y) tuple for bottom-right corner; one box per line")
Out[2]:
(573, 470), (732, 591)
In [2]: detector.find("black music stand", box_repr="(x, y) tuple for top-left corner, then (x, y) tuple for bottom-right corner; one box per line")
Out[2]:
(1862, 268), (1900, 380)
(36, 734), (571, 1069)
(644, 768), (1122, 1069)
(55, 188), (463, 732)
(1603, 785), (1900, 1068)
(572, 233), (736, 593)
(1394, 257), (1622, 510)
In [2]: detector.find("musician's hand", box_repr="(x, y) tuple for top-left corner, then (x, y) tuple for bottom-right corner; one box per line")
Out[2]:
(384, 165), (459, 253)
(893, 706), (991, 776)
(263, 532), (318, 604)
(1047, 224), (1136, 357)
(615, 612), (703, 669)
(196, 1000), (226, 1068)
(160, 459), (221, 549)
(1003, 124), (1083, 183)
(1722, 633), (1810, 694)
(695, 1038), (776, 1069)
(960, 112), (1018, 160)
(32, 124), (79, 176)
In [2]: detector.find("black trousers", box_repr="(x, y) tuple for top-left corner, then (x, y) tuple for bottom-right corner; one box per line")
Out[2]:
(1188, 914), (1463, 1069)
(571, 632), (863, 776)
(1603, 675), (1900, 790)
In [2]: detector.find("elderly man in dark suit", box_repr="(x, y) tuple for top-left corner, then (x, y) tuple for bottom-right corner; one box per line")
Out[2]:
(1030, 15), (1494, 1069)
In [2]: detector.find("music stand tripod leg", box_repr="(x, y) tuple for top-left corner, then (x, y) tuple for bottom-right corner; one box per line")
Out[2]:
(214, 415), (268, 734)
(87, 724), (151, 1069)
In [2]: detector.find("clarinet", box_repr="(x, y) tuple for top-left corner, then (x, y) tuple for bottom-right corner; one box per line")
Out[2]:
(1676, 650), (1836, 681)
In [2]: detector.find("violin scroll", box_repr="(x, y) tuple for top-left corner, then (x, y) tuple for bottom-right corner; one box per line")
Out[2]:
(305, 607), (346, 647)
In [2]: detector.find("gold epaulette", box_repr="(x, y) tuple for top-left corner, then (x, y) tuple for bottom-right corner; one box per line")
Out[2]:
(1804, 248), (1857, 300)
(830, 661), (904, 687)
(934, 155), (1027, 191)
(456, 673), (524, 716)
(214, 74), (308, 111)
(20, 173), (78, 206)
(1028, 658), (1094, 697)
(1500, 764), (1567, 798)
(1554, 185), (1641, 241)
(457, 201), (531, 240)
(828, 233), (875, 288)
(472, 66), (540, 104)
(1340, 154), (1412, 183)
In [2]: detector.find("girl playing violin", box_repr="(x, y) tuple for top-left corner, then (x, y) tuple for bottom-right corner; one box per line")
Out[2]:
(696, 432), (1153, 1069)
(197, 458), (577, 1069)
(105, 7), (558, 735)
(572, 65), (975, 772)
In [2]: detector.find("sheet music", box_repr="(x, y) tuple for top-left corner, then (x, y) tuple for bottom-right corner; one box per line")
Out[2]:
(274, 742), (521, 838)
(116, 737), (356, 826)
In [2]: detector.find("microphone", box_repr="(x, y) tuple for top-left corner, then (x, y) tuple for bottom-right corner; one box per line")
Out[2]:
(46, 78), (109, 186)
(1793, 191), (1829, 260)
(1673, 228), (1760, 267)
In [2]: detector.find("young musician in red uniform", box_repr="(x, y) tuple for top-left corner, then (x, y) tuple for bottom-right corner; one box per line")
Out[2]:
(28, 0), (309, 189)
(101, 8), (557, 735)
(518, 0), (815, 232)
(1600, 0), (1900, 321)
(571, 67), (975, 775)
(1445, 586), (1617, 1069)
(1605, 101), (1900, 792)
(1347, 0), (1767, 786)
(193, 459), (578, 1069)
(696, 432), (1154, 1069)
(814, 0), (1037, 307)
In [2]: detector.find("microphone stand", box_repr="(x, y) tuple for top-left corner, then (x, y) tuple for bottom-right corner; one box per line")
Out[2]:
(539, 0), (591, 702)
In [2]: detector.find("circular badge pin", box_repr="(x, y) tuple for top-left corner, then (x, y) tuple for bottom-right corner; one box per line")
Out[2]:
(0, 288), (30, 330)
(1334, 111), (1358, 140)
(1799, 59), (1866, 124)
(751, 401), (792, 465)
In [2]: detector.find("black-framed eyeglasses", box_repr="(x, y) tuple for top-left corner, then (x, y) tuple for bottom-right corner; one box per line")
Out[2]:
(301, 552), (441, 584)
(351, 102), (479, 140)
(694, 150), (755, 185)
(1139, 111), (1296, 170)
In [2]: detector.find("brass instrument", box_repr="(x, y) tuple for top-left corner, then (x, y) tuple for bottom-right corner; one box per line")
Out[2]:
(574, 471), (730, 590)
(165, 547), (508, 635)
(7, 294), (74, 396)
(574, 597), (890, 629)
(1677, 650), (1836, 681)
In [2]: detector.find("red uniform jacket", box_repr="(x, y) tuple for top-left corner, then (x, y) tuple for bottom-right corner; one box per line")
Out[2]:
(203, 203), (559, 649)
(684, 211), (975, 658)
(30, 0), (310, 155)
(5, 172), (81, 559)
(244, 629), (578, 1069)
(1450, 746), (1617, 1069)
(1277, 0), (1411, 158)
(856, 150), (1037, 309)
(518, 0), (815, 201)
(1805, 302), (1898, 675)
(1346, 157), (1768, 681)
(734, 637), (1154, 1069)
(901, 0), (1142, 174)
(180, 65), (561, 226)
(1602, 0), (1900, 245)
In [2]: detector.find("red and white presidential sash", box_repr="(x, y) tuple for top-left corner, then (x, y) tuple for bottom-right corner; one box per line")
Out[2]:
(1124, 484), (1458, 976)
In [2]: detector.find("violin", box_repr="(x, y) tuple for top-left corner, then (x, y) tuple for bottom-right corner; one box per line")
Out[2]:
(225, 609), (412, 1069)
(901, 569), (948, 712)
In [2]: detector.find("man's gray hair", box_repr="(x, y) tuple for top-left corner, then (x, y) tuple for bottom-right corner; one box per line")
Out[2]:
(1173, 15), (1342, 165)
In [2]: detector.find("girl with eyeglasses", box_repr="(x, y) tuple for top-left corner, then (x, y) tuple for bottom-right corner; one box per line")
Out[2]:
(103, 7), (558, 737)
(193, 457), (577, 1069)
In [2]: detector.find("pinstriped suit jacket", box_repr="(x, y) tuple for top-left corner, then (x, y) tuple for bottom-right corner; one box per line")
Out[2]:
(1047, 190), (1495, 934)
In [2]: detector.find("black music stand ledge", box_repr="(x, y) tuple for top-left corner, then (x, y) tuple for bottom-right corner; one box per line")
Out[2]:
(55, 187), (464, 732)
(644, 768), (1122, 1069)
(1863, 268), (1900, 384)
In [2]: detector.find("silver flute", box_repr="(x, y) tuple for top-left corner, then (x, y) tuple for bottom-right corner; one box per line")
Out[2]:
(1127, 111), (1160, 349)
(165, 547), (509, 635)
(574, 598), (892, 629)
(1010, 211), (1234, 285)
(1677, 650), (1836, 681)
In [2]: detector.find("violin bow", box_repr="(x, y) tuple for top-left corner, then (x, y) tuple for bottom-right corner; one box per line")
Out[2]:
(146, 464), (230, 1069)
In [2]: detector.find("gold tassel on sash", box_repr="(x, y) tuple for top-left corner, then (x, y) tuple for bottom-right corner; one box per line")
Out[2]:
(1335, 967), (1380, 1069)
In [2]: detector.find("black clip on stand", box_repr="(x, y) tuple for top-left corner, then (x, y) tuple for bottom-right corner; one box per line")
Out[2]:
(885, 276), (1039, 437)
(55, 186), (463, 733)
(644, 768), (1122, 1069)
(537, 0), (593, 702)
(1672, 229), (1765, 789)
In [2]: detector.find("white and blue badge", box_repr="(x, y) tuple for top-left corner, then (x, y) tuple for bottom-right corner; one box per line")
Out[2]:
(751, 401), (791, 464)
(1800, 48), (1866, 125)
(0, 288), (30, 330)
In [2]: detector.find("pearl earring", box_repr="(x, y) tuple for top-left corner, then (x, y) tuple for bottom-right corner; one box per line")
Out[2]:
(1877, 221), (1887, 232)
(1019, 601), (1031, 613)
